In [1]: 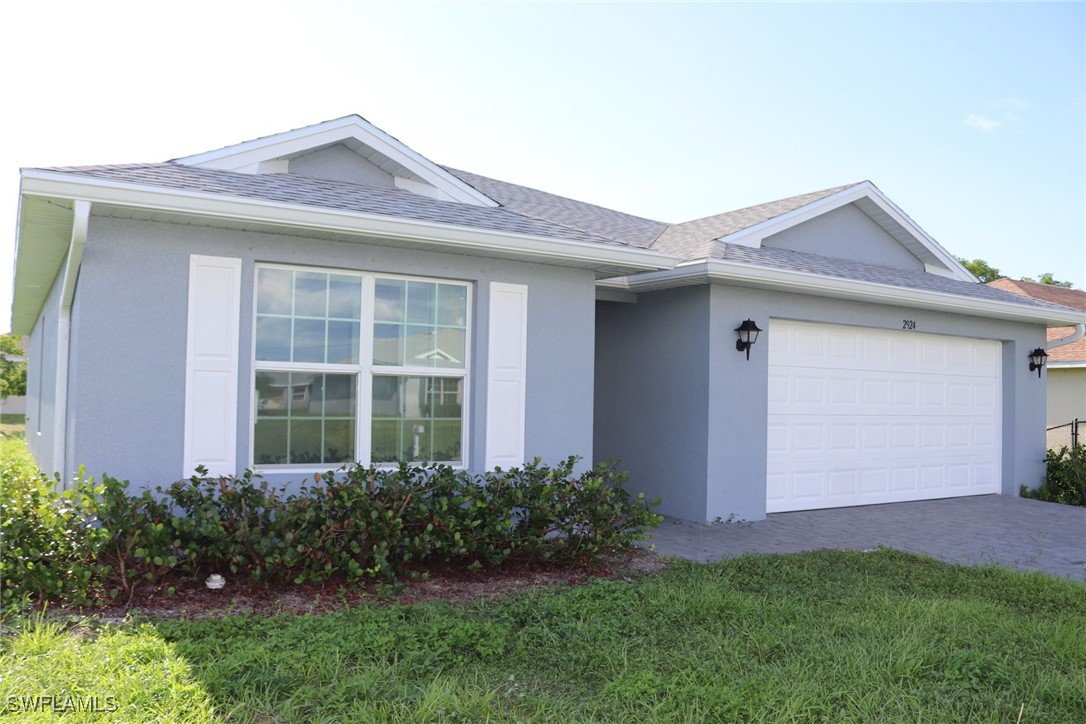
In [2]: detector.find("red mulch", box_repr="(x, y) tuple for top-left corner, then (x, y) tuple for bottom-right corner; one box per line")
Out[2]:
(46, 550), (670, 621)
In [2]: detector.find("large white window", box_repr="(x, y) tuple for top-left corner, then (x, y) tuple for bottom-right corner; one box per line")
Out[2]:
(251, 265), (470, 469)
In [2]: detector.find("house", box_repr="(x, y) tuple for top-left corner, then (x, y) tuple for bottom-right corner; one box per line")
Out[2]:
(12, 115), (1086, 522)
(986, 278), (1086, 439)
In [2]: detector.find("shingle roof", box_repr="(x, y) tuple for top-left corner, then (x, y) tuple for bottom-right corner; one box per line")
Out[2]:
(443, 167), (668, 248)
(37, 162), (626, 246)
(652, 184), (858, 259)
(986, 278), (1086, 311)
(29, 159), (1081, 322)
(986, 279), (1086, 362)
(720, 244), (1082, 310)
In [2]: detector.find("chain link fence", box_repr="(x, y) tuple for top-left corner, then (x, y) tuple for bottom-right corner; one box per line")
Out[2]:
(1046, 418), (1080, 451)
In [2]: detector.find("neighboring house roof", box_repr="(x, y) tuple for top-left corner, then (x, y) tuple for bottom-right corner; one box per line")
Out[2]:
(12, 114), (1086, 334)
(987, 279), (1086, 364)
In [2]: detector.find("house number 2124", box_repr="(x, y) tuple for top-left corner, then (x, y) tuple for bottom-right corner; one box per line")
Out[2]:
(902, 319), (917, 330)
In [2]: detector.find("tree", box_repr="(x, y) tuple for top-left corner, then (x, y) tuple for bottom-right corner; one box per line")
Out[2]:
(1020, 272), (1074, 288)
(1, 334), (27, 399)
(957, 257), (1003, 283)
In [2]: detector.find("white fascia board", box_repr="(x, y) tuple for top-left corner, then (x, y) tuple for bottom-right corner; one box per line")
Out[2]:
(175, 116), (498, 208)
(717, 183), (871, 248)
(1047, 361), (1086, 369)
(602, 259), (1086, 327)
(20, 171), (678, 274)
(717, 182), (975, 283)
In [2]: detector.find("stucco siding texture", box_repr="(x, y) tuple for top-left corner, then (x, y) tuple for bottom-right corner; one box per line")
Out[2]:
(596, 283), (1049, 523)
(594, 286), (711, 521)
(66, 216), (595, 492)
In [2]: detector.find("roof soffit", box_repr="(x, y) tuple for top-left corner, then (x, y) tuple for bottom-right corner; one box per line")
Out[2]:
(173, 115), (498, 208)
(718, 182), (975, 282)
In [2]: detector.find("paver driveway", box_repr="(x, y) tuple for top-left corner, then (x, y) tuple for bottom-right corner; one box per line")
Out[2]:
(646, 495), (1086, 579)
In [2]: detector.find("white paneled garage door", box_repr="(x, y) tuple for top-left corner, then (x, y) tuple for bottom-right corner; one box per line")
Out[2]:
(767, 320), (1001, 513)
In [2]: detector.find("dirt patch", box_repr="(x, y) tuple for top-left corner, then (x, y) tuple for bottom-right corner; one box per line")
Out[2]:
(46, 549), (671, 622)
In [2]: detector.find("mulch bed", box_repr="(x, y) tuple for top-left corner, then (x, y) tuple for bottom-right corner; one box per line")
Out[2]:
(44, 549), (670, 622)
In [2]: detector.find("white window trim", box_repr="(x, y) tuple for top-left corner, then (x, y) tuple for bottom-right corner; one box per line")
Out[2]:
(249, 262), (472, 473)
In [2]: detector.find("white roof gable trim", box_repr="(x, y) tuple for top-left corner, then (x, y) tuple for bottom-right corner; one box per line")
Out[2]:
(718, 181), (975, 283)
(174, 115), (498, 208)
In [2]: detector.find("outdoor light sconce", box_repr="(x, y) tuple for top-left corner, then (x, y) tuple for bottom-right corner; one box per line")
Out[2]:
(735, 319), (762, 361)
(1028, 347), (1048, 378)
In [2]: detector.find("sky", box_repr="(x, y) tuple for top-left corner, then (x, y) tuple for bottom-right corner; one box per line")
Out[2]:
(1, 1), (1083, 333)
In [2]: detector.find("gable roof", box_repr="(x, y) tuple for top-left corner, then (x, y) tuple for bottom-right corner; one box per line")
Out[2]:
(652, 184), (855, 260)
(175, 115), (499, 208)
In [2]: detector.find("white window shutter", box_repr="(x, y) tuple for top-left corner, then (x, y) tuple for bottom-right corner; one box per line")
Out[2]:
(184, 255), (241, 477)
(485, 282), (528, 470)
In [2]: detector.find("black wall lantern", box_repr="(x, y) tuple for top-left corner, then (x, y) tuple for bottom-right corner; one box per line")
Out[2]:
(1028, 347), (1048, 378)
(735, 319), (762, 361)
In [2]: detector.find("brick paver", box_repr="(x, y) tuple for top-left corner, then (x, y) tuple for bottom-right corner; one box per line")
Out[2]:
(645, 495), (1086, 579)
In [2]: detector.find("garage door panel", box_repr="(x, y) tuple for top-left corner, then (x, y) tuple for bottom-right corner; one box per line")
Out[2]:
(767, 320), (1001, 512)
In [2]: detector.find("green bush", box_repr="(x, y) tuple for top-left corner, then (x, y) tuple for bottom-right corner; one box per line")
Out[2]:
(1020, 446), (1086, 506)
(1, 454), (661, 609)
(0, 460), (105, 609)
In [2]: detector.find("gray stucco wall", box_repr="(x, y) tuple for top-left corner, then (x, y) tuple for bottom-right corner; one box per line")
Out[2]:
(66, 215), (595, 492)
(763, 204), (925, 271)
(25, 269), (62, 471)
(594, 286), (711, 521)
(595, 281), (1048, 523)
(288, 145), (396, 187)
(1047, 369), (1085, 427)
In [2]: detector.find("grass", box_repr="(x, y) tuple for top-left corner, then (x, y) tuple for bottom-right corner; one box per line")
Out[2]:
(2, 551), (1084, 722)
(0, 413), (25, 438)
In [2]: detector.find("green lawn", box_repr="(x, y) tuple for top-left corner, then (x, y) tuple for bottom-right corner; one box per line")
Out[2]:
(3, 550), (1083, 722)
(0, 413), (25, 438)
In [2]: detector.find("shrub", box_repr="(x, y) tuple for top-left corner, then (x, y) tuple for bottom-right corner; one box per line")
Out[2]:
(1020, 446), (1086, 507)
(2, 452), (662, 608)
(0, 457), (104, 609)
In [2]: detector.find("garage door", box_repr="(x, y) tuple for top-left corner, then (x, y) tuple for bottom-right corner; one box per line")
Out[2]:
(767, 320), (1001, 512)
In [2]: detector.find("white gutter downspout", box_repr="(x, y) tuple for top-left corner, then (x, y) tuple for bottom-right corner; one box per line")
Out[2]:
(52, 200), (90, 488)
(1047, 324), (1086, 350)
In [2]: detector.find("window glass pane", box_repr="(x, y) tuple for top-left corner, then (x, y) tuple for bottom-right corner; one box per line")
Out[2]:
(432, 329), (466, 369)
(404, 325), (434, 366)
(437, 284), (467, 327)
(253, 419), (288, 465)
(373, 323), (404, 366)
(257, 268), (293, 315)
(328, 275), (362, 319)
(255, 371), (291, 415)
(289, 419), (322, 465)
(289, 373), (322, 417)
(374, 279), (405, 322)
(327, 321), (360, 364)
(370, 376), (462, 464)
(431, 420), (462, 462)
(255, 372), (356, 466)
(323, 374), (357, 416)
(294, 272), (328, 317)
(293, 319), (326, 363)
(406, 281), (436, 324)
(324, 419), (355, 463)
(370, 420), (400, 463)
(255, 317), (292, 362)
